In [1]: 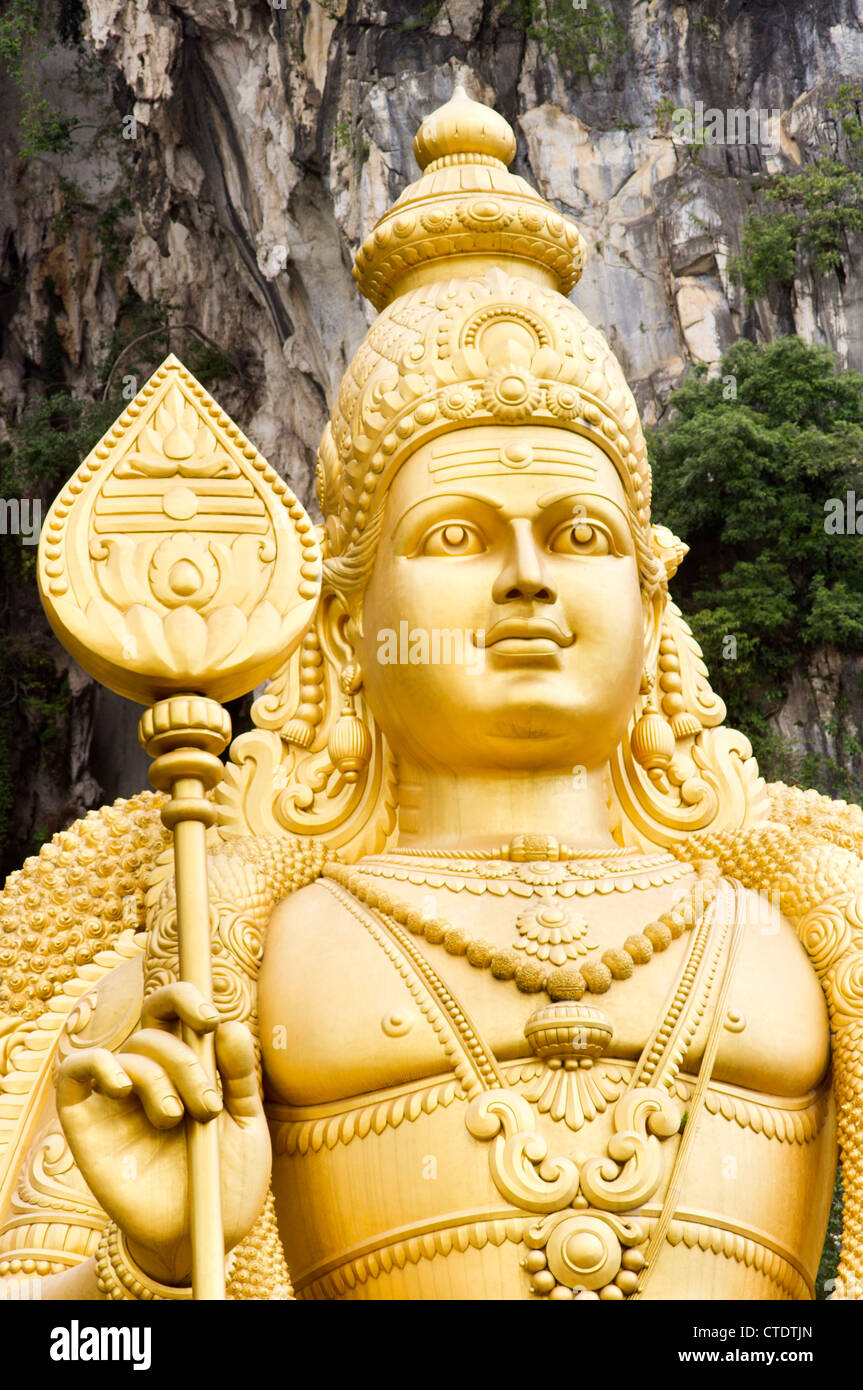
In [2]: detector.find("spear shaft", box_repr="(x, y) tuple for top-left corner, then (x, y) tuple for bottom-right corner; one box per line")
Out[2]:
(141, 698), (233, 1300)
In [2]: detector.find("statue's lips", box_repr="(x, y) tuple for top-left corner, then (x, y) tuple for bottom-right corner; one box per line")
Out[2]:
(480, 619), (574, 656)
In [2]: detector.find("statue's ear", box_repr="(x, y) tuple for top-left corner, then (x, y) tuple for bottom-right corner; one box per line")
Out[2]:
(319, 590), (357, 669)
(642, 584), (664, 675)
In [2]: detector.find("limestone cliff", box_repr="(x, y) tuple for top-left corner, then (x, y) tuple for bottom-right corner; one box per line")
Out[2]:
(0, 0), (861, 863)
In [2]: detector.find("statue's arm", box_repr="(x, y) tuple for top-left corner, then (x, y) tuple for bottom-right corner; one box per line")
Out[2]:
(795, 888), (863, 1299)
(0, 833), (321, 1300)
(817, 929), (863, 1299)
(688, 818), (863, 1297)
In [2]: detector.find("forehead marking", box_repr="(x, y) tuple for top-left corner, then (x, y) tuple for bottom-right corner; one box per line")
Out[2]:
(429, 440), (599, 483)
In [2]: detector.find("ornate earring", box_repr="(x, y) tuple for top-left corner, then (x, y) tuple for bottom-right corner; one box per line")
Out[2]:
(283, 627), (325, 749)
(328, 660), (371, 782)
(656, 624), (702, 740)
(630, 670), (674, 783)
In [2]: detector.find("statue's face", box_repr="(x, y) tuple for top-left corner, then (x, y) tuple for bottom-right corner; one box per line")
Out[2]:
(349, 424), (648, 774)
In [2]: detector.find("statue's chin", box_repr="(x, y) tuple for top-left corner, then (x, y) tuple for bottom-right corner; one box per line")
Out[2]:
(388, 719), (617, 776)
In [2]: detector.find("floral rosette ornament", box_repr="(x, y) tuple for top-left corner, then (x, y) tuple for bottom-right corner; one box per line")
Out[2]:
(799, 902), (853, 975)
(828, 951), (863, 1026)
(546, 382), (582, 420)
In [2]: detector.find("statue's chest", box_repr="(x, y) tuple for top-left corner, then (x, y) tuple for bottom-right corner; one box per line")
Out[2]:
(259, 875), (831, 1108)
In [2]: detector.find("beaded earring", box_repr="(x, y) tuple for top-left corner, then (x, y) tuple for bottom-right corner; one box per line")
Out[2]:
(630, 671), (674, 784)
(327, 660), (371, 782)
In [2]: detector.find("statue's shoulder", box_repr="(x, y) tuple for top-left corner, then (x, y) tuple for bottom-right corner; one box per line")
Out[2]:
(0, 790), (168, 1021)
(687, 781), (863, 916)
(210, 834), (329, 901)
(687, 784), (863, 1025)
(143, 830), (329, 952)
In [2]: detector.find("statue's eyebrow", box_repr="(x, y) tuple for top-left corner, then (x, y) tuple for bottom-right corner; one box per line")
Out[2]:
(536, 487), (589, 508)
(392, 491), (505, 529)
(536, 487), (630, 520)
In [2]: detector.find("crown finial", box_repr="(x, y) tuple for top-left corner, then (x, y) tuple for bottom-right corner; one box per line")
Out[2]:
(413, 86), (517, 171)
(353, 85), (587, 311)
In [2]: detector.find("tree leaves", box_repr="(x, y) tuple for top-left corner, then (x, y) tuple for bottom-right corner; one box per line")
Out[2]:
(649, 338), (863, 734)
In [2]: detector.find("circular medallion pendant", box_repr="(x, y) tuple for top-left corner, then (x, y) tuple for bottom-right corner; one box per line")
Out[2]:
(514, 899), (596, 964)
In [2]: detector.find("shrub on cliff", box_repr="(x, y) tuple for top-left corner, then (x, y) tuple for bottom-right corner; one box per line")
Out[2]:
(649, 336), (863, 765)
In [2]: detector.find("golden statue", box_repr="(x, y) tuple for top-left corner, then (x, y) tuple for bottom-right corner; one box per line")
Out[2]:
(1, 88), (862, 1302)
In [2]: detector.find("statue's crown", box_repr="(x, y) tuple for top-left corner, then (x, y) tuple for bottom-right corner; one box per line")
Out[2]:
(353, 86), (588, 311)
(321, 85), (662, 593)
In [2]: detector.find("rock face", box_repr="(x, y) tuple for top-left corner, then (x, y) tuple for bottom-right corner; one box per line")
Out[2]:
(772, 650), (863, 799)
(0, 0), (861, 861)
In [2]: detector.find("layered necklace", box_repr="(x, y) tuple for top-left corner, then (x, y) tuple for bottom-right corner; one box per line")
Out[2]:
(323, 837), (720, 1005)
(353, 846), (690, 899)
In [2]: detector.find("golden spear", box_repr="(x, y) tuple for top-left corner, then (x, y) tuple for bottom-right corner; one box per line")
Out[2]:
(37, 355), (321, 1298)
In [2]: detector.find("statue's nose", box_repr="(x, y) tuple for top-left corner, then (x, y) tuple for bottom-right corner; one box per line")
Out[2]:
(492, 519), (556, 603)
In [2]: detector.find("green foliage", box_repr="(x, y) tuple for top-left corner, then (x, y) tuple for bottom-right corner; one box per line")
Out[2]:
(826, 83), (863, 158)
(332, 114), (369, 168)
(94, 196), (134, 271)
(397, 1), (441, 32)
(695, 14), (720, 40)
(753, 716), (863, 807)
(653, 346), (863, 1315)
(731, 213), (799, 301)
(19, 93), (75, 157)
(509, 1), (629, 78)
(649, 338), (863, 747)
(0, 0), (39, 79)
(0, 389), (121, 587)
(0, 375), (104, 866)
(732, 86), (863, 300)
(183, 337), (231, 383)
(91, 294), (239, 400)
(0, 391), (122, 497)
(333, 116), (352, 150)
(654, 97), (677, 134)
(759, 163), (863, 278)
(803, 577), (863, 649)
(0, 632), (72, 868)
(0, 0), (78, 158)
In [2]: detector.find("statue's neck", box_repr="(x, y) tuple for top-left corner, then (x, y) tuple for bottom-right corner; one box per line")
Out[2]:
(394, 758), (617, 852)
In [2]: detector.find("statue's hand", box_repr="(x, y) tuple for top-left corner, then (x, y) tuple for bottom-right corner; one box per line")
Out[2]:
(56, 983), (271, 1286)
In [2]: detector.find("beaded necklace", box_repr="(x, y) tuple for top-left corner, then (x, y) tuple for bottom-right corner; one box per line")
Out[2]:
(323, 857), (720, 1004)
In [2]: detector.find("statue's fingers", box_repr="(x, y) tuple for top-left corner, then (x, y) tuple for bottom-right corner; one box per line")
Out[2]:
(140, 983), (220, 1035)
(122, 1029), (222, 1123)
(57, 1049), (133, 1111)
(215, 1022), (262, 1121)
(116, 1054), (186, 1130)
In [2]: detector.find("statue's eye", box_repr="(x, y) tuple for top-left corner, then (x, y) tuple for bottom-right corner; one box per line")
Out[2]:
(419, 522), (484, 556)
(548, 520), (612, 556)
